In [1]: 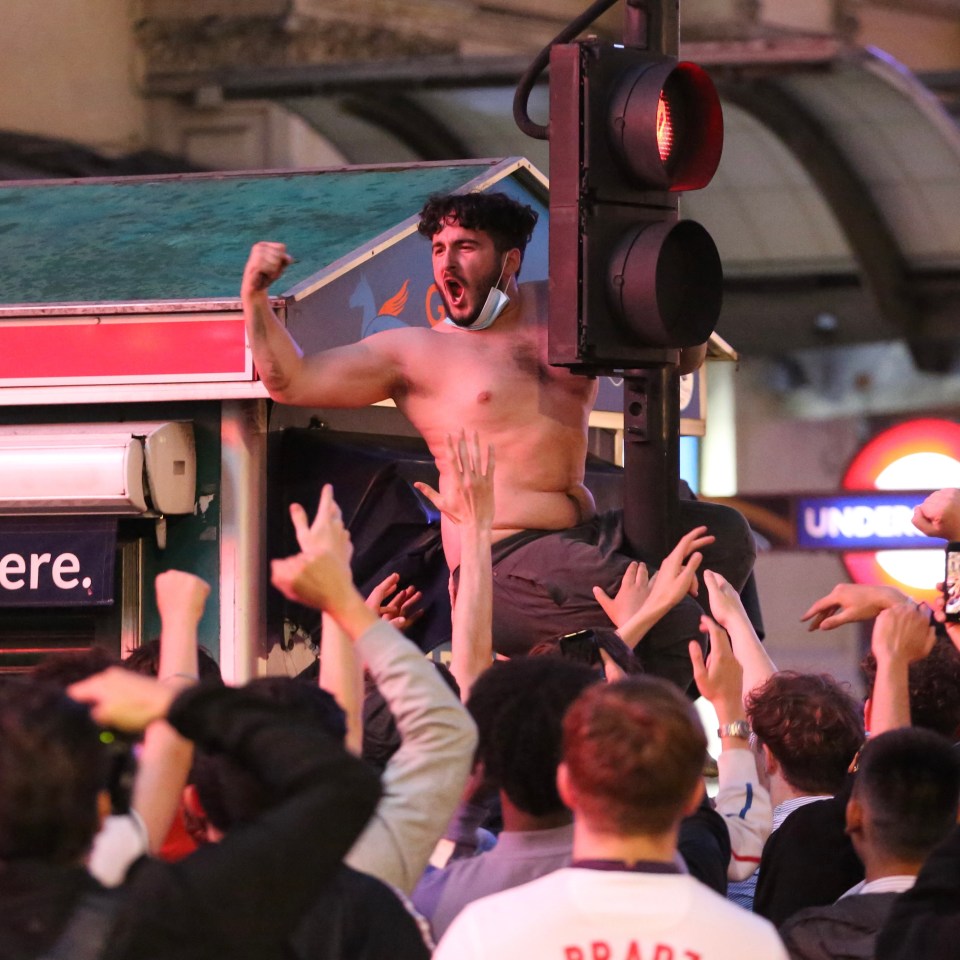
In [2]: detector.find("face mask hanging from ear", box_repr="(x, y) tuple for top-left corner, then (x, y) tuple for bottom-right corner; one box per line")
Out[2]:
(444, 256), (511, 331)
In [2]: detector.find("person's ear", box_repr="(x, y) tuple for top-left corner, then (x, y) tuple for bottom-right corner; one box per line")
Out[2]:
(682, 779), (707, 817)
(863, 697), (873, 737)
(845, 794), (864, 837)
(761, 743), (779, 777)
(96, 789), (111, 829)
(503, 248), (521, 281)
(556, 762), (574, 811)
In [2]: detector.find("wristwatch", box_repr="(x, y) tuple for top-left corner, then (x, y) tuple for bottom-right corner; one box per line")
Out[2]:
(717, 720), (751, 740)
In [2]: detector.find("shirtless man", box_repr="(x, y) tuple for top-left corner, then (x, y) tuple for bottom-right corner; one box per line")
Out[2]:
(242, 192), (754, 688)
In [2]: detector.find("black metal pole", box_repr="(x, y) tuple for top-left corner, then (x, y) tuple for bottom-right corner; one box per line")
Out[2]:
(622, 366), (680, 563)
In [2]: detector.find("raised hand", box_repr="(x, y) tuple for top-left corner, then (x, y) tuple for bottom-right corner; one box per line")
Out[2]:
(645, 525), (714, 614)
(593, 560), (651, 628)
(155, 569), (210, 628)
(288, 484), (353, 565)
(689, 615), (744, 725)
(273, 485), (360, 621)
(801, 583), (907, 632)
(68, 668), (176, 734)
(366, 572), (424, 632)
(241, 241), (295, 296)
(912, 488), (960, 541)
(414, 431), (494, 529)
(872, 600), (936, 666)
(703, 569), (748, 633)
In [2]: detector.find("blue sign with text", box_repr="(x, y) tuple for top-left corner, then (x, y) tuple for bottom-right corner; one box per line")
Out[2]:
(796, 494), (944, 551)
(0, 518), (117, 606)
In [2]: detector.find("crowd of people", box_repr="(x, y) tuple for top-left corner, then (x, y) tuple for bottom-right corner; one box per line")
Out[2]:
(2, 191), (959, 959)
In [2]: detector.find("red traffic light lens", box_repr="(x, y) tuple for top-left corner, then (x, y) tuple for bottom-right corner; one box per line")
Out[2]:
(609, 59), (723, 192)
(657, 91), (674, 164)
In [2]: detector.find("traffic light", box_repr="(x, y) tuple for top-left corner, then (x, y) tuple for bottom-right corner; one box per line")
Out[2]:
(549, 40), (724, 369)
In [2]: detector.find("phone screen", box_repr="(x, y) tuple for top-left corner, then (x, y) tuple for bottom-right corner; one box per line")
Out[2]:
(944, 543), (960, 621)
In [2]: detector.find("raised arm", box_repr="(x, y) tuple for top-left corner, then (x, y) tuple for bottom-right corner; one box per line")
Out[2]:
(415, 432), (495, 699)
(868, 600), (936, 735)
(241, 241), (405, 407)
(703, 569), (777, 699)
(690, 615), (773, 881)
(273, 485), (477, 893)
(130, 571), (207, 854)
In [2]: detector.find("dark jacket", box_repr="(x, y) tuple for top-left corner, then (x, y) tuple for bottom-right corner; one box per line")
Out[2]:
(292, 866), (431, 960)
(754, 779), (864, 925)
(876, 826), (960, 960)
(780, 892), (899, 960)
(0, 683), (381, 960)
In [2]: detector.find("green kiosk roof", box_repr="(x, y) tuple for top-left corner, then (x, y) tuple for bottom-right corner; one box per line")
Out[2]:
(0, 160), (542, 307)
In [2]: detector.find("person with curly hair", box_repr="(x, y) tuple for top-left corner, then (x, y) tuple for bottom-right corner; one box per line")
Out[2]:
(726, 671), (864, 914)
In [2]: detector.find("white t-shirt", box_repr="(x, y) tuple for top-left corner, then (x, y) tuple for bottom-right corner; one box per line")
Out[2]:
(87, 810), (149, 887)
(435, 866), (789, 960)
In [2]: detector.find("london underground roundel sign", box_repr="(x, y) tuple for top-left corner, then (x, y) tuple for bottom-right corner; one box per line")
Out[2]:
(841, 419), (960, 601)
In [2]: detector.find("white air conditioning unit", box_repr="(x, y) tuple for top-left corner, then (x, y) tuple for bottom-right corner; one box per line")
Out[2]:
(0, 422), (196, 515)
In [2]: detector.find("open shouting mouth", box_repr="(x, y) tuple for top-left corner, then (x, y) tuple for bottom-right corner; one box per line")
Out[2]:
(444, 275), (466, 310)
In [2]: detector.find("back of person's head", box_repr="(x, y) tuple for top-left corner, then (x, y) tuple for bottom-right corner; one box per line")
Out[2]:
(747, 671), (863, 795)
(466, 657), (597, 816)
(861, 635), (960, 740)
(417, 191), (538, 268)
(123, 638), (224, 685)
(853, 727), (960, 862)
(191, 676), (346, 833)
(0, 677), (107, 863)
(562, 676), (707, 835)
(31, 647), (117, 686)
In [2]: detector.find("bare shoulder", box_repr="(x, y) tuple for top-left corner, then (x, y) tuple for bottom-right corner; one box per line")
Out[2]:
(353, 323), (433, 359)
(518, 280), (550, 327)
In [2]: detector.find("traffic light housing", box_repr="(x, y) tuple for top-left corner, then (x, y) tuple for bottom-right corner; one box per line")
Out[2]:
(549, 40), (724, 370)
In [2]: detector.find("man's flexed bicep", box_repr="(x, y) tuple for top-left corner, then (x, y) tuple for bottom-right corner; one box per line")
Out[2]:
(241, 241), (405, 408)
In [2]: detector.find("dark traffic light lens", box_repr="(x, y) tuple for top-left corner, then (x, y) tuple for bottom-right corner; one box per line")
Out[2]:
(606, 219), (723, 347)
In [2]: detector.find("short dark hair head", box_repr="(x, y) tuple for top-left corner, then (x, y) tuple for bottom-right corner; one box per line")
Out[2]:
(861, 635), (960, 740)
(0, 677), (108, 863)
(191, 676), (346, 832)
(123, 639), (224, 685)
(31, 647), (117, 687)
(417, 192), (538, 271)
(854, 727), (960, 861)
(562, 676), (707, 835)
(466, 657), (598, 816)
(747, 672), (864, 795)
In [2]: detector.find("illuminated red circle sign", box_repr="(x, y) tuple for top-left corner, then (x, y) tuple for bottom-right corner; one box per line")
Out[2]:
(841, 418), (960, 600)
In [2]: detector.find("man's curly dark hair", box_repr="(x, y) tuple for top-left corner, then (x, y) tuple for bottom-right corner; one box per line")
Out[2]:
(746, 671), (863, 795)
(861, 633), (960, 740)
(417, 192), (538, 272)
(466, 657), (597, 816)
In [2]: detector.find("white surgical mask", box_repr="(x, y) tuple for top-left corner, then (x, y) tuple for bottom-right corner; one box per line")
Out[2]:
(444, 257), (510, 331)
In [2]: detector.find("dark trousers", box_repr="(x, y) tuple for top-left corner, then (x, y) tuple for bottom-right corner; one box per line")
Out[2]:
(489, 500), (757, 691)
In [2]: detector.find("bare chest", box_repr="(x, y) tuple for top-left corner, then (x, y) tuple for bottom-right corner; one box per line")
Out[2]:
(399, 332), (587, 432)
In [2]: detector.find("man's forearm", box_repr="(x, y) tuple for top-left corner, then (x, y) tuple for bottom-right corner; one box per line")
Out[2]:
(243, 291), (307, 401)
